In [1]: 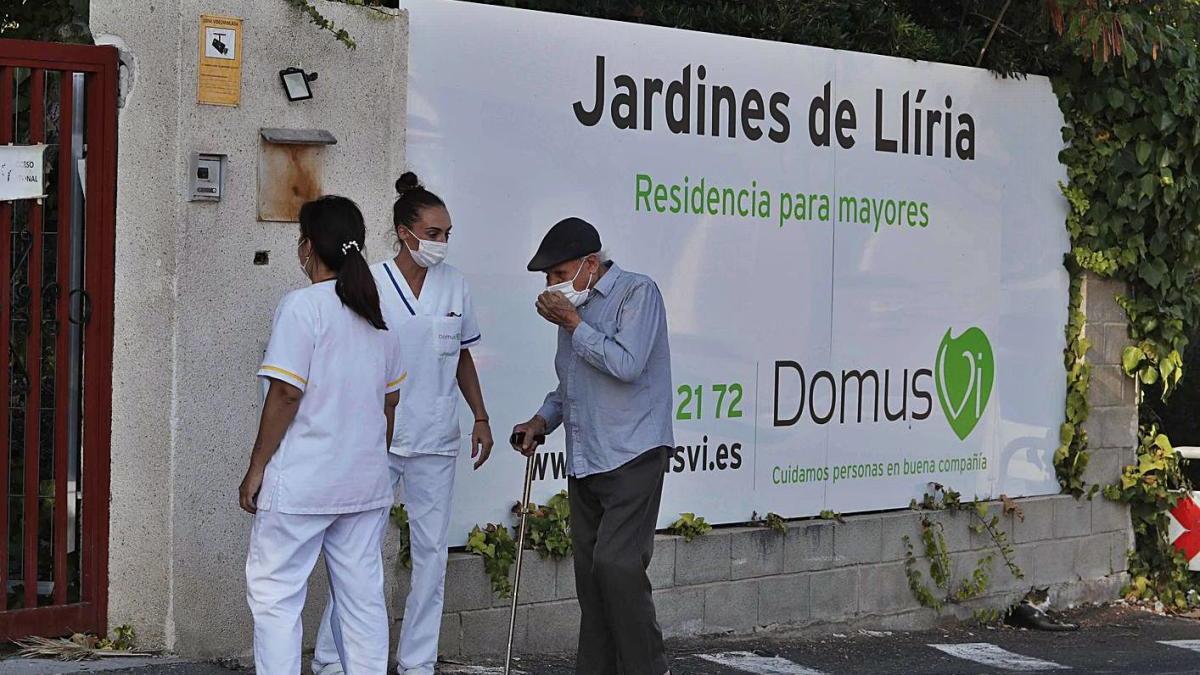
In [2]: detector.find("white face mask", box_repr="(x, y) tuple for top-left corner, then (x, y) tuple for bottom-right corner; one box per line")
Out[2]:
(298, 239), (313, 280)
(404, 232), (448, 268)
(546, 259), (594, 307)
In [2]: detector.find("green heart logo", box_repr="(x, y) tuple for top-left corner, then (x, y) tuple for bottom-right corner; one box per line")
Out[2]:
(934, 327), (994, 441)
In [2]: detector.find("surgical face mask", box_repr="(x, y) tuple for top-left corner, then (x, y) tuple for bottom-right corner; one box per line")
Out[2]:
(404, 230), (448, 268)
(546, 259), (594, 307)
(298, 239), (313, 280)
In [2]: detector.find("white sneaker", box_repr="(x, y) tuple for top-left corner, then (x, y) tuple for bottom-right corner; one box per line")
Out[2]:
(313, 663), (345, 675)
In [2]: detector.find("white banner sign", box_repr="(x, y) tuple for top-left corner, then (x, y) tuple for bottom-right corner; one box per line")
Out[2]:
(0, 144), (47, 201)
(404, 0), (1070, 545)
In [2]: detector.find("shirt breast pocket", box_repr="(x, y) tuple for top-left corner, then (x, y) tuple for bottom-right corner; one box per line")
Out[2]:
(435, 316), (462, 356)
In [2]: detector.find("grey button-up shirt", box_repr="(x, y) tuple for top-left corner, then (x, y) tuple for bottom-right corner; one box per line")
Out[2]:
(536, 262), (674, 478)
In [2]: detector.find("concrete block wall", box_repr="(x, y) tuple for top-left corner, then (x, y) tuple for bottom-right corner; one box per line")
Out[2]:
(432, 493), (1132, 657)
(423, 273), (1138, 658)
(1082, 275), (1140, 486)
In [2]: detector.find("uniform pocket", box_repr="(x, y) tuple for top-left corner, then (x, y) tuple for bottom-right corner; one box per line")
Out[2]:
(435, 316), (462, 356)
(435, 395), (461, 447)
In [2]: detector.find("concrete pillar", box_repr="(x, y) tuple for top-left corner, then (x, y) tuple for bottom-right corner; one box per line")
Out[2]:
(1081, 273), (1139, 485)
(90, 0), (409, 657)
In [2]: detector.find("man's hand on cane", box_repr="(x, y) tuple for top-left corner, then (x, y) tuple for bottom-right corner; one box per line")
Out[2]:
(511, 415), (547, 456)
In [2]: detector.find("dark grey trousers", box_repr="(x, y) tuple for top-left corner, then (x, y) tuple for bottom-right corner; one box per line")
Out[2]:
(569, 447), (669, 675)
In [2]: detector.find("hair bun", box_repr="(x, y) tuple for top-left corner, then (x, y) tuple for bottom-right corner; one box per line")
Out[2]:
(396, 172), (422, 195)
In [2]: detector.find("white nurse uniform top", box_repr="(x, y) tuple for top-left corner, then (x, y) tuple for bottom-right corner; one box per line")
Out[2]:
(372, 260), (481, 456)
(254, 281), (407, 514)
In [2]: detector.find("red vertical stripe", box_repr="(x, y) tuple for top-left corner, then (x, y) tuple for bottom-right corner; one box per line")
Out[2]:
(52, 75), (73, 606)
(81, 55), (118, 635)
(92, 55), (118, 633)
(22, 68), (46, 610)
(0, 65), (12, 613)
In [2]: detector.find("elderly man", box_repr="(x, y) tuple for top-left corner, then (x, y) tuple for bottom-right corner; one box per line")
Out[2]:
(512, 217), (674, 675)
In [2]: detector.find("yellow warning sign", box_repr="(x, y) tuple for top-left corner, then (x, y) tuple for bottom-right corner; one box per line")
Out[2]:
(198, 14), (243, 106)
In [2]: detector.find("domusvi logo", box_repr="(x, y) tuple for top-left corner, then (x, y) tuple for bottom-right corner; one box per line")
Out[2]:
(934, 327), (994, 441)
(773, 325), (995, 440)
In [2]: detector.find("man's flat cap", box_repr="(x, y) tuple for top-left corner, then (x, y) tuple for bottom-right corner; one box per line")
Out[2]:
(527, 217), (602, 272)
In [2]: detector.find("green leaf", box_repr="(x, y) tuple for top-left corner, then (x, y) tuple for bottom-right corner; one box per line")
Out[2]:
(1060, 422), (1076, 446)
(669, 512), (712, 542)
(1123, 346), (1146, 373)
(1140, 173), (1158, 198)
(1140, 259), (1165, 288)
(1161, 354), (1177, 379)
(1137, 141), (1152, 165)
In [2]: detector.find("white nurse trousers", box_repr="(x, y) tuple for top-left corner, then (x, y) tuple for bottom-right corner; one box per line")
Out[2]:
(246, 506), (390, 675)
(313, 452), (457, 675)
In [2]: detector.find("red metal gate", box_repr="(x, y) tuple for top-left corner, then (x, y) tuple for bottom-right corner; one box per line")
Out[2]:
(0, 39), (117, 640)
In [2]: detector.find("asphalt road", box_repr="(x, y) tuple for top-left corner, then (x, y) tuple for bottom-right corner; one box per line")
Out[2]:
(4, 604), (1199, 674)
(490, 605), (1200, 674)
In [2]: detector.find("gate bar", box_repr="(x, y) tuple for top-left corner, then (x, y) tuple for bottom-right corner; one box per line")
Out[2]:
(0, 602), (87, 636)
(0, 65), (12, 613)
(0, 40), (116, 73)
(53, 75), (74, 606)
(81, 55), (118, 631)
(23, 68), (46, 610)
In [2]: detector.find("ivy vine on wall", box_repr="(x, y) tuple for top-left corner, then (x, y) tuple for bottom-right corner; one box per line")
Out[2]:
(1052, 5), (1200, 606)
(1056, 259), (1093, 498)
(904, 485), (1024, 611)
(1104, 429), (1193, 608)
(283, 0), (397, 49)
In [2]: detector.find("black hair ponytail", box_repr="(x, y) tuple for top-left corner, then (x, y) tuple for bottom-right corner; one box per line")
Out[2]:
(298, 196), (388, 330)
(393, 171), (446, 238)
(336, 249), (387, 331)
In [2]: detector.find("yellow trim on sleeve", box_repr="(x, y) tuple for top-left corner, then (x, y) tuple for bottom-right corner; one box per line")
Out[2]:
(388, 372), (408, 389)
(260, 365), (308, 385)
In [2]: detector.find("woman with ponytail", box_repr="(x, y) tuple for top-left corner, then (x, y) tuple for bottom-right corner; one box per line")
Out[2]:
(242, 195), (404, 675)
(313, 174), (492, 675)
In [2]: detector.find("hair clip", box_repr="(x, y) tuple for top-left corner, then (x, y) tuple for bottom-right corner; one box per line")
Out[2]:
(341, 240), (362, 255)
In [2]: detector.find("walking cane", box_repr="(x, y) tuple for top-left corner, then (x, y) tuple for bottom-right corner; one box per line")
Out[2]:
(505, 432), (544, 675)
